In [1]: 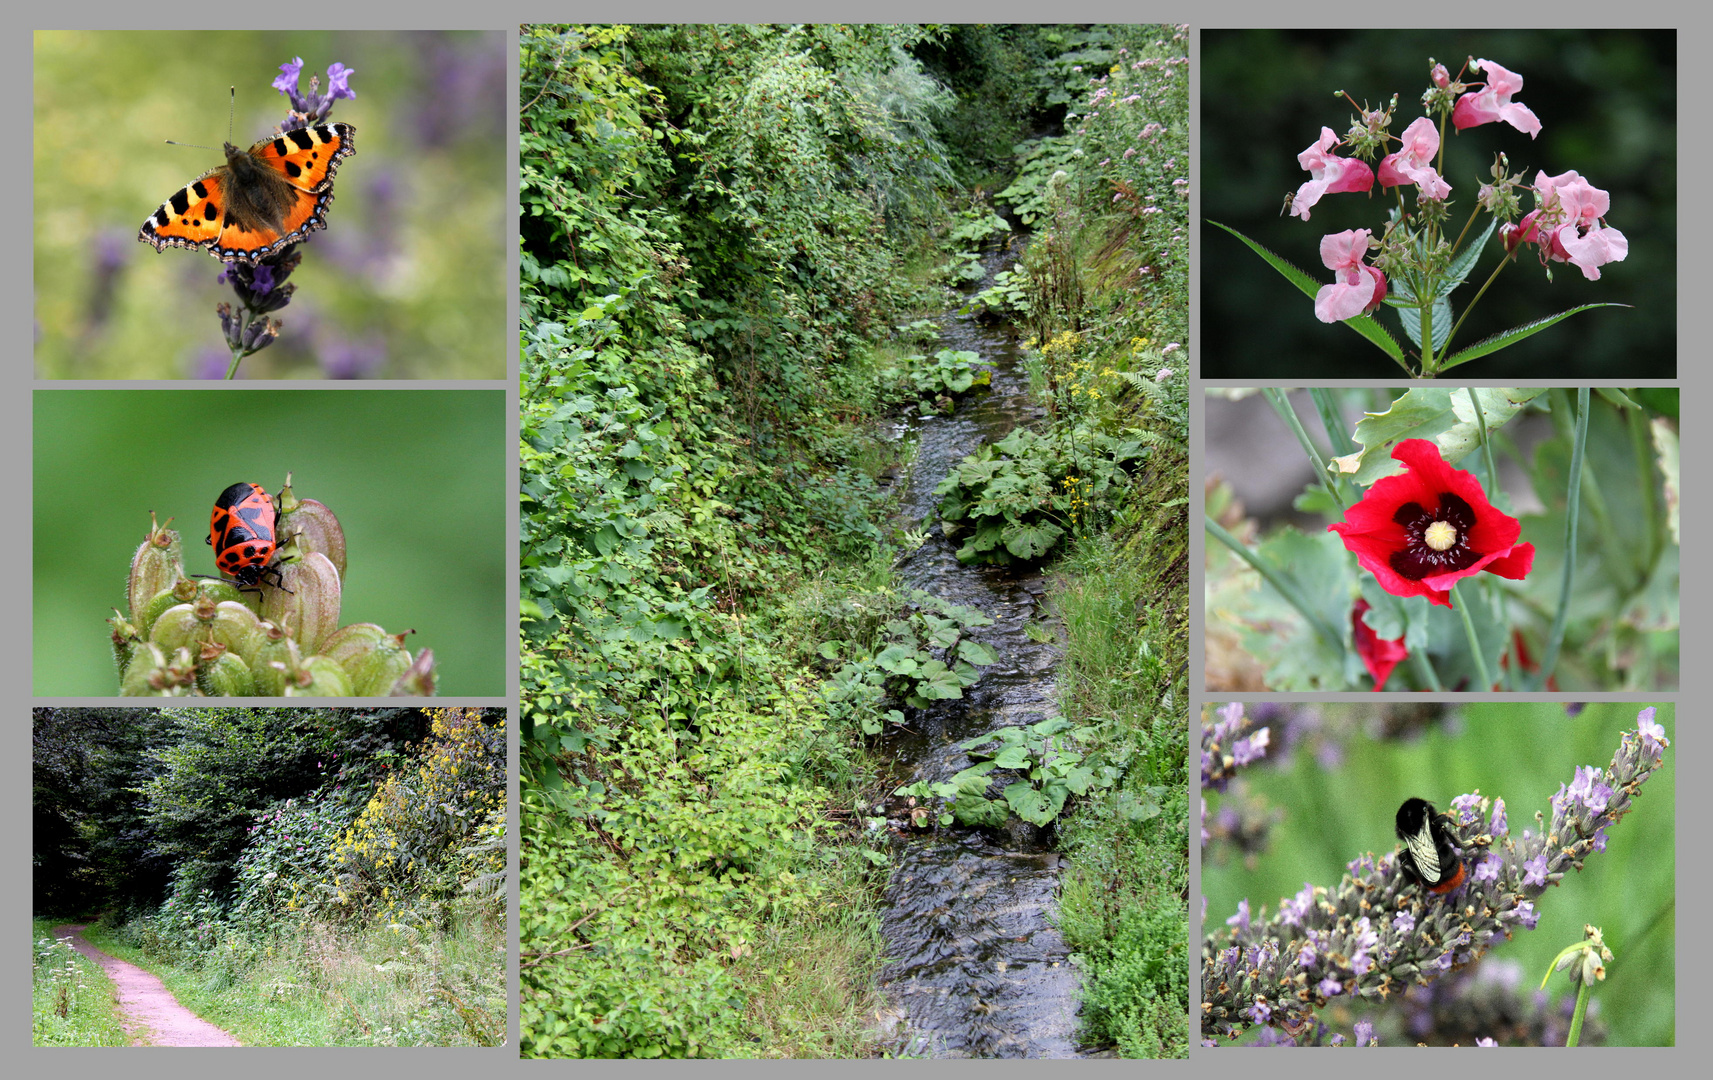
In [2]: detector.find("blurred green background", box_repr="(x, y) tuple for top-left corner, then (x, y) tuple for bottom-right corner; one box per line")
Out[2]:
(1202, 701), (1674, 1046)
(34, 390), (507, 695)
(1201, 29), (1675, 379)
(34, 30), (505, 379)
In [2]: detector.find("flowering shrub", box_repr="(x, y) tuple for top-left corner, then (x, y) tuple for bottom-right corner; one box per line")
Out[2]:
(329, 708), (504, 915)
(233, 793), (361, 919)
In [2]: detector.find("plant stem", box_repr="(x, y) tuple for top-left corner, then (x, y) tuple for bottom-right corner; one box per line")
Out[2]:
(1204, 519), (1344, 652)
(1536, 388), (1589, 688)
(1263, 389), (1345, 512)
(1450, 580), (1492, 691)
(1468, 388), (1498, 494)
(1566, 979), (1591, 1047)
(1408, 646), (1443, 692)
(1309, 388), (1356, 457)
(1438, 254), (1511, 363)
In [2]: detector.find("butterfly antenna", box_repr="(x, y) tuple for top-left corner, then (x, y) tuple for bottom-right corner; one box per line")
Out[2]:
(228, 86), (236, 143)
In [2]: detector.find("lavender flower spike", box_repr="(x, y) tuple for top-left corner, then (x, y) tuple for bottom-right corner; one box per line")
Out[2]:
(1201, 708), (1668, 1043)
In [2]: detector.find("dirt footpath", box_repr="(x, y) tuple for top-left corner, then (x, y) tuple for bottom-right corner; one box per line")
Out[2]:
(53, 924), (243, 1047)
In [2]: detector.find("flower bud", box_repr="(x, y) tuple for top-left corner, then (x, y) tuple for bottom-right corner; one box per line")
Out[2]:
(260, 551), (342, 654)
(128, 513), (184, 625)
(1430, 63), (1450, 89)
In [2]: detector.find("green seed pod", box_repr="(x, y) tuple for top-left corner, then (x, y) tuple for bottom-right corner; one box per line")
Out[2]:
(390, 647), (437, 696)
(283, 654), (355, 697)
(148, 603), (201, 656)
(109, 611), (141, 681)
(119, 642), (168, 696)
(127, 513), (184, 625)
(120, 643), (198, 697)
(279, 497), (347, 581)
(149, 596), (263, 661)
(250, 623), (296, 697)
(205, 601), (265, 663)
(350, 628), (417, 697)
(259, 551), (342, 654)
(138, 580), (197, 639)
(319, 622), (391, 668)
(195, 578), (247, 606)
(195, 644), (254, 697)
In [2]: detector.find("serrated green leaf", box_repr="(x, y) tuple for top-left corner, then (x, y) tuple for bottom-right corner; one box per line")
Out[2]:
(1001, 519), (1064, 560)
(1439, 304), (1632, 370)
(1331, 387), (1546, 485)
(1209, 219), (1407, 363)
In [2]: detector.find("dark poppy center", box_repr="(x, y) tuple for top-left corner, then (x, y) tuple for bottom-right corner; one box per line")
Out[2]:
(1388, 492), (1482, 580)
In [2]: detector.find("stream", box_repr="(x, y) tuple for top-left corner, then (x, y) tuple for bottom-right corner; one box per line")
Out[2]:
(873, 244), (1083, 1058)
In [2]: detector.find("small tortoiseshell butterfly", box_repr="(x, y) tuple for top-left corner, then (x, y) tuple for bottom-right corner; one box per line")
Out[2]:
(139, 123), (355, 263)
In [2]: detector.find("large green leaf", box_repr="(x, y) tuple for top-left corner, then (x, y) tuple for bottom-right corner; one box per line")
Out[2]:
(957, 638), (999, 667)
(1001, 519), (1064, 560)
(1330, 387), (1547, 485)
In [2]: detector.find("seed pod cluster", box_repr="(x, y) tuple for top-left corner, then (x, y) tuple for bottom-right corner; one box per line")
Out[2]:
(109, 476), (435, 697)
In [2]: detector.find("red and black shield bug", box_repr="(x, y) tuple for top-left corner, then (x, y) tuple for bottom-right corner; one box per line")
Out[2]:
(1395, 797), (1467, 894)
(206, 481), (287, 592)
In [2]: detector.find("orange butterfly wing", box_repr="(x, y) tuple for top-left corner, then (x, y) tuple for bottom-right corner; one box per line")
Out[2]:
(139, 122), (356, 264)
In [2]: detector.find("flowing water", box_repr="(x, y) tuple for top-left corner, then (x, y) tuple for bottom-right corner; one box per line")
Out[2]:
(873, 245), (1083, 1058)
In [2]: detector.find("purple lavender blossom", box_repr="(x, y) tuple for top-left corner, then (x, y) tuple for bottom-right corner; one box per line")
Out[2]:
(1280, 882), (1315, 927)
(1354, 1019), (1376, 1046)
(1201, 708), (1668, 1044)
(1488, 797), (1508, 838)
(1637, 707), (1669, 760)
(275, 58), (357, 126)
(1227, 899), (1250, 933)
(1521, 851), (1549, 888)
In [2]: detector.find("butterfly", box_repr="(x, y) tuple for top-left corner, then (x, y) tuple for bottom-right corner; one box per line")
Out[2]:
(139, 122), (355, 263)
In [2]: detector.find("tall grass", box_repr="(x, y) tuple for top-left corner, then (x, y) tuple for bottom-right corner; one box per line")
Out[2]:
(81, 904), (504, 1046)
(31, 919), (131, 1046)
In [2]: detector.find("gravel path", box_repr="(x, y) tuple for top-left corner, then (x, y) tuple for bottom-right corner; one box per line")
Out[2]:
(53, 924), (243, 1047)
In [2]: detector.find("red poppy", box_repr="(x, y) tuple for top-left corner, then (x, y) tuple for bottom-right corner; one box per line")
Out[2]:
(1328, 439), (1535, 608)
(1352, 599), (1408, 690)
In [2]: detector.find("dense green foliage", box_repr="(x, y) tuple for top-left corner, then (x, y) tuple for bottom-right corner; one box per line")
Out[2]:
(32, 707), (504, 1046)
(519, 23), (1188, 1057)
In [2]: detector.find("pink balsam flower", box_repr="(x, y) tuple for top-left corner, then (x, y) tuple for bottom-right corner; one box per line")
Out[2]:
(1452, 59), (1541, 139)
(1314, 229), (1387, 322)
(1378, 116), (1451, 200)
(1291, 127), (1374, 220)
(1501, 170), (1629, 281)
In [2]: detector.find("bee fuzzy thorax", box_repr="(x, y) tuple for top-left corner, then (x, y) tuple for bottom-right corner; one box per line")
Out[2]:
(1395, 797), (1467, 894)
